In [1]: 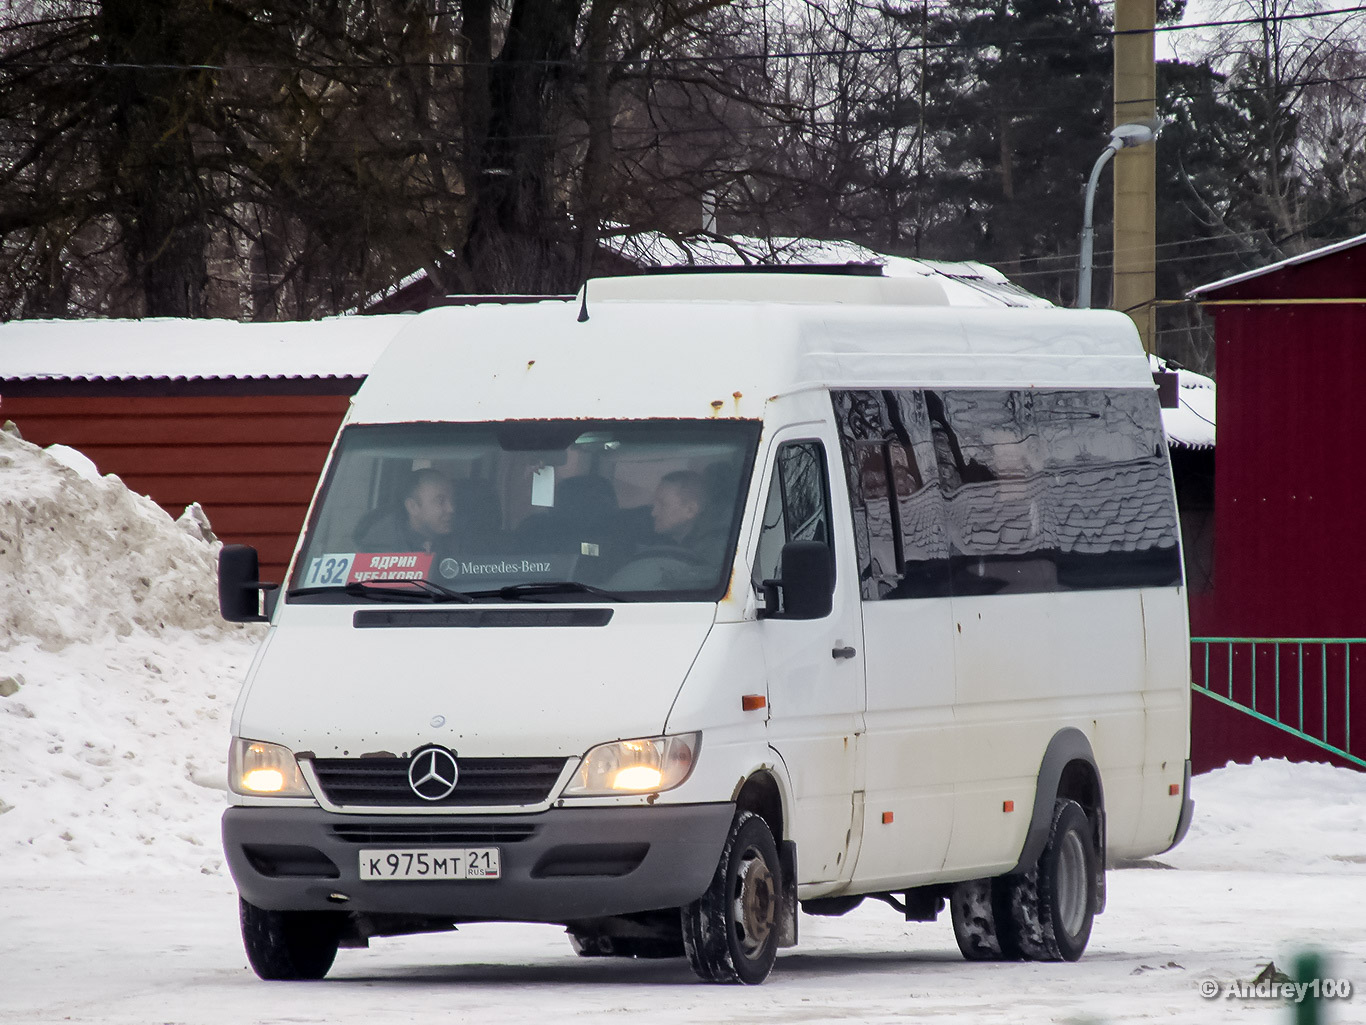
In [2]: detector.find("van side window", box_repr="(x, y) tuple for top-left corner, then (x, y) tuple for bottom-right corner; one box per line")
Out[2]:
(752, 441), (833, 594)
(926, 388), (1182, 593)
(1032, 389), (1183, 589)
(837, 387), (1182, 598)
(927, 389), (1050, 594)
(833, 390), (951, 600)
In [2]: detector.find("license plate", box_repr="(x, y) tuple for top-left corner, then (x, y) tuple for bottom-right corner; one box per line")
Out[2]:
(358, 847), (501, 881)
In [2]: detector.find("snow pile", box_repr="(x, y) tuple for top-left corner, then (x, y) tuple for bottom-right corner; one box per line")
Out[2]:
(0, 428), (263, 874)
(0, 429), (232, 650)
(1164, 758), (1366, 875)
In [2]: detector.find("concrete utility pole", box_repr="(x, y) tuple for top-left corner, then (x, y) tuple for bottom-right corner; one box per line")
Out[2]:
(1113, 0), (1157, 352)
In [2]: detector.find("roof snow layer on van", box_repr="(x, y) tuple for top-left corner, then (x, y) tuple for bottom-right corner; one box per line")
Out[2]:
(348, 275), (1153, 426)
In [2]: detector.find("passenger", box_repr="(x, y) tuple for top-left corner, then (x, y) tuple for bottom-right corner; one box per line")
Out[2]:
(357, 469), (455, 554)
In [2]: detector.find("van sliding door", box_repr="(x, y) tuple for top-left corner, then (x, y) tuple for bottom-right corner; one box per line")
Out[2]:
(831, 390), (957, 889)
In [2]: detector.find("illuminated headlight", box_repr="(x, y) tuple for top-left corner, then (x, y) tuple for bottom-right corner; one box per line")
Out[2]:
(562, 733), (700, 796)
(229, 738), (313, 797)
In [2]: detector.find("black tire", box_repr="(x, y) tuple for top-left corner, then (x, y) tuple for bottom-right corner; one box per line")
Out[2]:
(680, 811), (782, 984)
(239, 898), (343, 981)
(949, 878), (1021, 961)
(1002, 799), (1097, 962)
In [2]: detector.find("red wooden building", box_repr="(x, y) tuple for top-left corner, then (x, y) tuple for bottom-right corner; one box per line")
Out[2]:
(0, 316), (406, 582)
(1187, 233), (1366, 772)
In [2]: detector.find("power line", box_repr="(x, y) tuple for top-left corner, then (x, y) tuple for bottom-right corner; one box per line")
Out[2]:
(3, 60), (1354, 148)
(1004, 247), (1262, 280)
(0, 5), (1363, 74)
(991, 231), (1279, 271)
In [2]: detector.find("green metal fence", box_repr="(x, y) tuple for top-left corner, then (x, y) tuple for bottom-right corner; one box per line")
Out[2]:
(1191, 637), (1366, 770)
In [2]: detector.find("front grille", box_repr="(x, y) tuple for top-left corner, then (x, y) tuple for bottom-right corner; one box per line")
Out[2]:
(330, 822), (539, 845)
(311, 757), (567, 808)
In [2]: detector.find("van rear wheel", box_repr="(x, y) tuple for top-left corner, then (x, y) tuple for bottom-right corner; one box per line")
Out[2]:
(680, 811), (781, 984)
(1002, 799), (1097, 962)
(949, 878), (1020, 961)
(239, 898), (343, 980)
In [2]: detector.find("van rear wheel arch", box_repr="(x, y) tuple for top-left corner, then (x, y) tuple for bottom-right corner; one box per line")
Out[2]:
(1012, 729), (1106, 887)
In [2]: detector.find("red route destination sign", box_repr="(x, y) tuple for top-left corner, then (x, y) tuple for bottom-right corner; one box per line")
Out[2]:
(349, 553), (433, 583)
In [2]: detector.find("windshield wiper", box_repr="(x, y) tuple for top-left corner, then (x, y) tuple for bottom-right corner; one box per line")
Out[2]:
(473, 580), (627, 602)
(287, 579), (475, 603)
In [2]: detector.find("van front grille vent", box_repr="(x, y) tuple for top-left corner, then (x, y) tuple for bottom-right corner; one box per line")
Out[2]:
(330, 822), (539, 845)
(310, 757), (567, 808)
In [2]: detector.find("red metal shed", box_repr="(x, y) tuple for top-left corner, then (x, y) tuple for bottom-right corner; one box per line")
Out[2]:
(0, 317), (406, 582)
(1188, 234), (1366, 772)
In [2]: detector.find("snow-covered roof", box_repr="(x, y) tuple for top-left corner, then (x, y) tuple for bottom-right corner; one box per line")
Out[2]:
(1188, 232), (1366, 297)
(603, 231), (1052, 309)
(0, 315), (410, 383)
(1152, 355), (1215, 450)
(357, 232), (1051, 312)
(352, 297), (1150, 426)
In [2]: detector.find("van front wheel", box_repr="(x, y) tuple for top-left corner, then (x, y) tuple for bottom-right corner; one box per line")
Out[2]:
(680, 811), (781, 984)
(239, 898), (342, 980)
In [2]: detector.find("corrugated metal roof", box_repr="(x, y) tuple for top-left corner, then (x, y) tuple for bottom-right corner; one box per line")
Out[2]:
(0, 315), (410, 383)
(1188, 233), (1366, 297)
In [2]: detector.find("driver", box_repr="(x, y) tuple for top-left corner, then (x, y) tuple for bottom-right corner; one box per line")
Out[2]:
(358, 469), (455, 554)
(650, 470), (717, 553)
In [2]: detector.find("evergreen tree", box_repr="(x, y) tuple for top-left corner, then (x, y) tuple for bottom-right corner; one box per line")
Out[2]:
(911, 0), (1112, 304)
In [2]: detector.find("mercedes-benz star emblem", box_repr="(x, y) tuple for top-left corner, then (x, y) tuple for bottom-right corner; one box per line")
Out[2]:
(408, 747), (459, 801)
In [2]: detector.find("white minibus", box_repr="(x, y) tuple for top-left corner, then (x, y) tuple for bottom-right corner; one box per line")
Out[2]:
(219, 268), (1193, 984)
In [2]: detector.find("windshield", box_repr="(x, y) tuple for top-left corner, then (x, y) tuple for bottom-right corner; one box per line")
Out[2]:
(289, 419), (762, 603)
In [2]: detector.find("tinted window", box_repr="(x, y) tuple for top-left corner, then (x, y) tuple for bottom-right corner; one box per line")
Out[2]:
(752, 441), (833, 595)
(833, 390), (950, 599)
(834, 388), (1181, 598)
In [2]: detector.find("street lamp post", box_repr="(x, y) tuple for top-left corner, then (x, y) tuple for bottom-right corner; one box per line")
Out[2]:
(1077, 121), (1161, 309)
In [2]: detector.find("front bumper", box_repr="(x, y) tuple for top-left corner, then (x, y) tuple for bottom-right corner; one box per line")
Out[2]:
(222, 803), (734, 922)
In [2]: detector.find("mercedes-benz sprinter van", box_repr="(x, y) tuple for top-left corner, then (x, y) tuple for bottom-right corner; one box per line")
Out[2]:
(219, 268), (1193, 984)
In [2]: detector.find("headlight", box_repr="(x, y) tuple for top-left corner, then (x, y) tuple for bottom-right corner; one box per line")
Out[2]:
(562, 733), (700, 796)
(229, 738), (313, 797)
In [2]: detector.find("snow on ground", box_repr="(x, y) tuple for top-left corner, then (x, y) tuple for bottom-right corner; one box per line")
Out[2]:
(0, 427), (263, 871)
(1, 429), (1363, 1023)
(3, 768), (1364, 1025)
(1166, 759), (1366, 876)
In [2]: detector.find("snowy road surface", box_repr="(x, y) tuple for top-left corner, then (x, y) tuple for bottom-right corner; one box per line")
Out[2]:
(3, 861), (1362, 1025)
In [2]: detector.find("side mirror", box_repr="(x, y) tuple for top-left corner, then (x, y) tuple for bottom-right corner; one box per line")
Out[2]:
(760, 540), (834, 621)
(218, 544), (279, 623)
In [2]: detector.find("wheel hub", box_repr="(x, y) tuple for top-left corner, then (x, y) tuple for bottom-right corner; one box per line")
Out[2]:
(1056, 830), (1088, 937)
(734, 849), (776, 956)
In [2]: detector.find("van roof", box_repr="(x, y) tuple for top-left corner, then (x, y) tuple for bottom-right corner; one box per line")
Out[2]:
(349, 276), (1153, 425)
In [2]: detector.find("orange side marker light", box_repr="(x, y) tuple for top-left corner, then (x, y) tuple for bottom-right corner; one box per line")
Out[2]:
(882, 812), (894, 824)
(1170, 783), (1181, 796)
(1002, 800), (1015, 813)
(741, 694), (766, 712)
